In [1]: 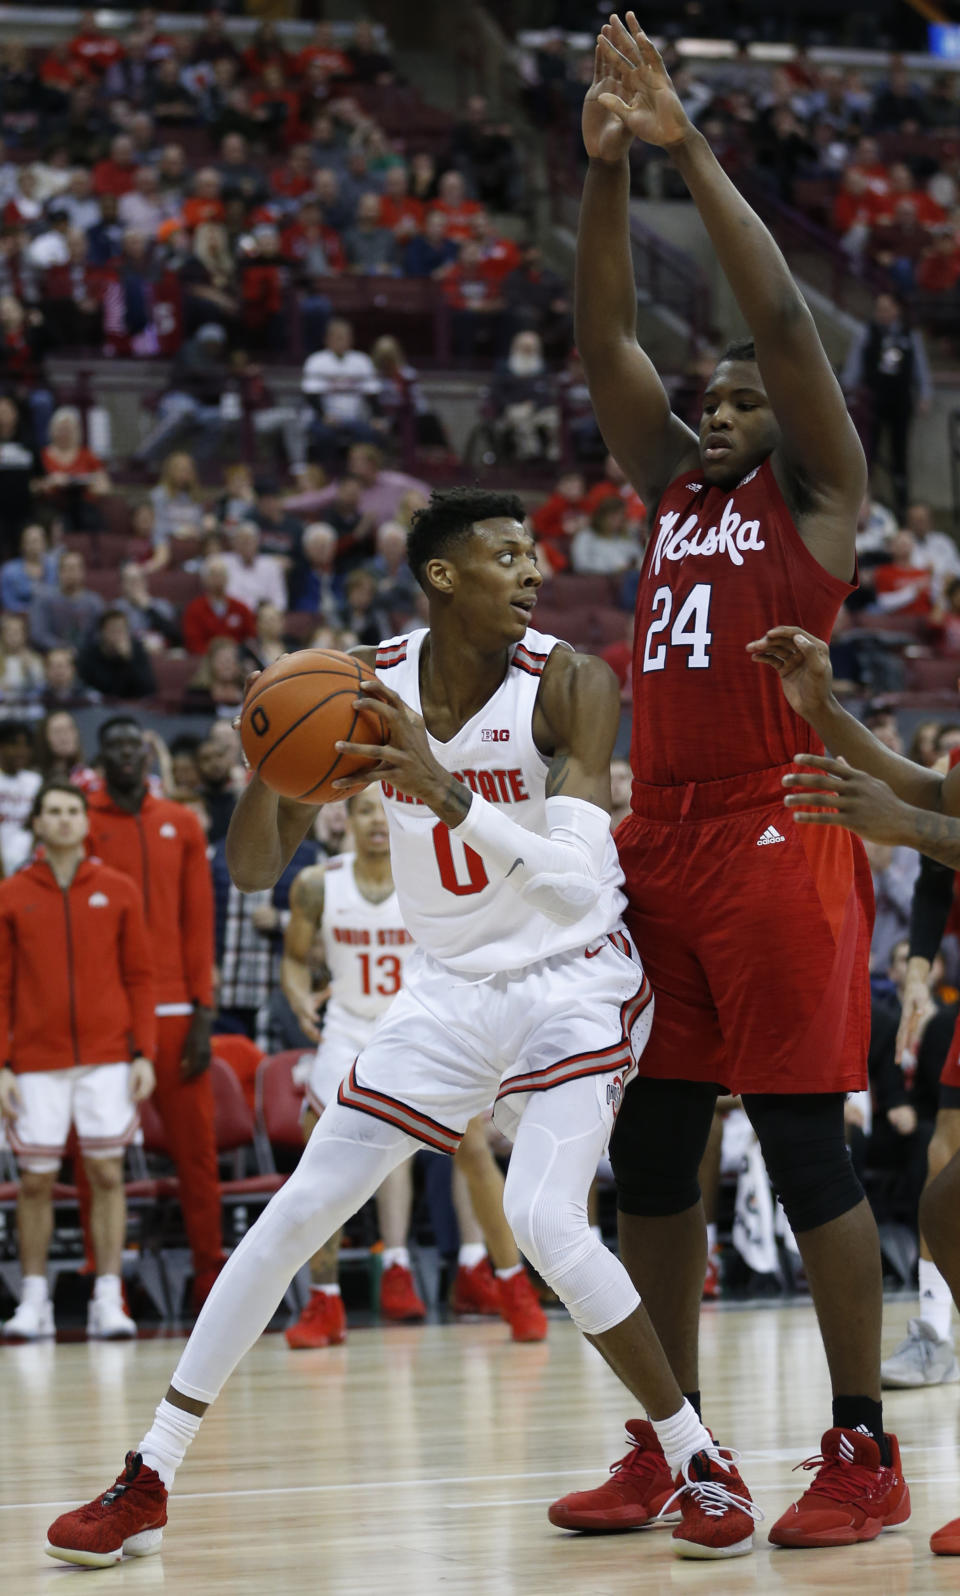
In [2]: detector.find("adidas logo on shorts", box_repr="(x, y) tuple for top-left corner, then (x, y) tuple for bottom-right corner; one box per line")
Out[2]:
(757, 825), (785, 847)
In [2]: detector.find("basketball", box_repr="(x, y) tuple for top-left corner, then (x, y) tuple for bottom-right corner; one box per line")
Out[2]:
(240, 649), (388, 804)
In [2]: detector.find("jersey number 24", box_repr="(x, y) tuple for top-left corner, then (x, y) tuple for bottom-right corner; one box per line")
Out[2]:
(642, 583), (713, 673)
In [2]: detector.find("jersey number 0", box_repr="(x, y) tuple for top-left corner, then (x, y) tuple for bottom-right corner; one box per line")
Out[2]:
(432, 821), (489, 896)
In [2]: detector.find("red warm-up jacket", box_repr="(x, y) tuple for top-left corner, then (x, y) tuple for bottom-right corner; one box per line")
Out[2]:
(0, 857), (156, 1074)
(85, 791), (214, 1009)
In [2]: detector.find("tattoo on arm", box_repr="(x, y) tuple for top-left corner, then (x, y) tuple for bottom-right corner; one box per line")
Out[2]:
(907, 810), (960, 871)
(546, 754), (571, 797)
(432, 776), (472, 830)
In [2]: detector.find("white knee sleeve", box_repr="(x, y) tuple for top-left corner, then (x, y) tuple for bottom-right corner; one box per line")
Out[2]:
(505, 1088), (640, 1338)
(172, 1103), (415, 1404)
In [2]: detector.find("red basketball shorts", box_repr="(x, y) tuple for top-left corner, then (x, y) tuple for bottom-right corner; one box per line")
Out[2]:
(616, 764), (873, 1096)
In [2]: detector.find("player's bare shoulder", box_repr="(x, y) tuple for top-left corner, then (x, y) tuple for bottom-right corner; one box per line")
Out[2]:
(533, 646), (621, 761)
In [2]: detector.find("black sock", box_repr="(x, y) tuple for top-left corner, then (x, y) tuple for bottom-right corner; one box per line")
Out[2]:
(683, 1390), (702, 1421)
(831, 1396), (890, 1465)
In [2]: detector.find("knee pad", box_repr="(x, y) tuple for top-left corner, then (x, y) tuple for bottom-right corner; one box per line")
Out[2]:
(611, 1079), (718, 1217)
(503, 1177), (639, 1336)
(749, 1095), (864, 1234)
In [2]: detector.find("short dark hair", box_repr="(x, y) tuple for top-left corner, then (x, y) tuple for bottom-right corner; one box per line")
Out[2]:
(717, 338), (757, 366)
(31, 779), (88, 821)
(0, 717), (32, 746)
(170, 733), (203, 758)
(98, 714), (142, 746)
(406, 487), (526, 591)
(99, 607), (128, 629)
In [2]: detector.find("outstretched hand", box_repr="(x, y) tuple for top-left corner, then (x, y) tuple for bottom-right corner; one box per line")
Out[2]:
(590, 13), (693, 153)
(782, 754), (910, 845)
(746, 626), (834, 726)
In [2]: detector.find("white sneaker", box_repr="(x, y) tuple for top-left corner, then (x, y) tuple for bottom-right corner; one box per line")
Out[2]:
(87, 1294), (137, 1340)
(881, 1317), (959, 1387)
(4, 1297), (55, 1340)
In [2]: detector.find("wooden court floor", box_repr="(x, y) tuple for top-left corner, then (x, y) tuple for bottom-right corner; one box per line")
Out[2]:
(4, 1297), (960, 1595)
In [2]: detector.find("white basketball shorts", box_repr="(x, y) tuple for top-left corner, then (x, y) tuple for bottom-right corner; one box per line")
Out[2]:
(336, 928), (653, 1153)
(304, 1007), (378, 1117)
(8, 1064), (138, 1173)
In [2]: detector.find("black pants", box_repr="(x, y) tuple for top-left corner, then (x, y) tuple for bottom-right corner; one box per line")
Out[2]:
(870, 399), (913, 521)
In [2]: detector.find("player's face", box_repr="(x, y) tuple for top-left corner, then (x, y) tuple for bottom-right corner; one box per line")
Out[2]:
(349, 789), (390, 857)
(449, 518), (542, 642)
(34, 791), (88, 851)
(699, 362), (780, 488)
(100, 725), (149, 790)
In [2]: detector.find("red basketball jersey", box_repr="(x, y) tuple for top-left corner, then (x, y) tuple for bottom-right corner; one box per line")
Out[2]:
(630, 457), (854, 786)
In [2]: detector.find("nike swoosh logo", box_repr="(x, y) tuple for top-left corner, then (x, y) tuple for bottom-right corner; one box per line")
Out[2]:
(505, 857), (524, 878)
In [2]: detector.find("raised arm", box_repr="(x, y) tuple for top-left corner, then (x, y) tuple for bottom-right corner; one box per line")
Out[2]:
(576, 44), (698, 505)
(281, 865), (328, 1043)
(597, 15), (865, 531)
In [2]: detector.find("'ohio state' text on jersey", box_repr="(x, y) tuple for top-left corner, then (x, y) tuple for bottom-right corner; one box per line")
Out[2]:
(376, 628), (626, 975)
(631, 458), (854, 787)
(321, 851), (413, 1028)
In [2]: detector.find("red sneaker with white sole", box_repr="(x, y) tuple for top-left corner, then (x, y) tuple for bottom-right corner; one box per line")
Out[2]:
(549, 1420), (677, 1531)
(768, 1428), (910, 1547)
(931, 1515), (960, 1554)
(496, 1269), (547, 1342)
(451, 1257), (501, 1316)
(702, 1249), (721, 1301)
(379, 1263), (427, 1322)
(285, 1289), (347, 1349)
(667, 1449), (761, 1559)
(45, 1451), (167, 1568)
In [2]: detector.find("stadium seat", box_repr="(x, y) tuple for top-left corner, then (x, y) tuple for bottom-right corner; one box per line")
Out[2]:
(254, 1050), (308, 1173)
(541, 573), (619, 610)
(84, 569), (122, 601)
(150, 569), (201, 607)
(905, 656), (960, 693)
(148, 653), (196, 712)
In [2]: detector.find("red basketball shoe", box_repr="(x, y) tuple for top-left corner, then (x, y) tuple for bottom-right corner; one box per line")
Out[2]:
(549, 1420), (677, 1531)
(931, 1515), (960, 1554)
(702, 1247), (721, 1301)
(285, 1289), (347, 1349)
(451, 1257), (501, 1316)
(46, 1452), (167, 1568)
(668, 1449), (761, 1559)
(379, 1263), (427, 1322)
(768, 1429), (910, 1547)
(496, 1269), (548, 1342)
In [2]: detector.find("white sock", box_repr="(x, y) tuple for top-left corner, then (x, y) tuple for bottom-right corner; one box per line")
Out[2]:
(139, 1398), (203, 1492)
(706, 1223), (718, 1254)
(458, 1244), (487, 1269)
(314, 1283), (341, 1297)
(495, 1263), (523, 1281)
(651, 1400), (718, 1479)
(94, 1274), (122, 1301)
(21, 1274), (48, 1304)
(919, 1257), (954, 1342)
(382, 1246), (410, 1271)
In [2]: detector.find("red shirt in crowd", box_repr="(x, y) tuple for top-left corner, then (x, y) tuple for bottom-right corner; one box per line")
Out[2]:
(92, 158), (138, 199)
(182, 196), (226, 229)
(0, 857), (156, 1074)
(295, 44), (351, 78)
(583, 478), (646, 530)
(182, 592), (257, 655)
(873, 563), (934, 617)
(429, 197), (483, 242)
(379, 195), (426, 232)
(68, 29), (125, 76)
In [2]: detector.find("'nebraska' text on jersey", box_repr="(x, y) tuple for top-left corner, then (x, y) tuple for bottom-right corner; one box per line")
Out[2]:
(631, 458), (854, 786)
(321, 851), (413, 1027)
(376, 628), (626, 975)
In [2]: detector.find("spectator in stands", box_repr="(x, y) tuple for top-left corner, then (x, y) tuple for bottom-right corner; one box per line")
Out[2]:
(136, 323), (230, 466)
(342, 191), (398, 276)
(450, 93), (517, 213)
(179, 222), (238, 338)
(29, 550), (103, 654)
(156, 142), (188, 211)
(26, 207), (72, 270)
(489, 329), (559, 462)
(372, 334), (447, 451)
(319, 473), (375, 567)
(194, 723), (243, 841)
(401, 207), (458, 280)
(249, 61), (301, 153)
(40, 645), (99, 711)
(148, 55), (201, 127)
(339, 565), (392, 648)
(907, 719), (943, 767)
(92, 134), (138, 201)
(146, 451), (207, 571)
(58, 168), (100, 235)
(0, 297), (51, 446)
(116, 561), (179, 651)
(35, 709), (96, 787)
(905, 502), (960, 599)
(0, 394), (40, 562)
(117, 165), (166, 237)
(69, 10), (125, 79)
(502, 242), (570, 357)
(216, 462), (256, 536)
(571, 496), (641, 576)
(864, 837), (921, 973)
(183, 635), (245, 717)
(85, 192), (124, 267)
(251, 476), (303, 561)
(313, 167), (354, 234)
(76, 607), (155, 701)
(429, 168), (481, 241)
(872, 58), (926, 132)
(36, 405), (110, 531)
(409, 150), (439, 206)
(253, 600), (287, 669)
(192, 9), (239, 70)
(872, 527), (934, 616)
(0, 522), (59, 613)
(584, 453), (646, 534)
(0, 716), (41, 873)
(222, 521), (287, 615)
(0, 611), (44, 710)
(289, 522), (343, 617)
(301, 316), (382, 466)
(347, 18), (394, 85)
(182, 554), (256, 656)
(842, 292), (932, 519)
(444, 238), (505, 358)
(531, 471), (588, 573)
(369, 519), (418, 621)
(217, 131), (268, 210)
(286, 440), (429, 527)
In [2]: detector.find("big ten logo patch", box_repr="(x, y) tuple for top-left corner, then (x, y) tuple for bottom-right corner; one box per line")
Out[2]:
(606, 1074), (625, 1120)
(480, 728), (510, 743)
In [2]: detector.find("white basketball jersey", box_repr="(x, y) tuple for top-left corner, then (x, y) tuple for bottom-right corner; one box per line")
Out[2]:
(375, 628), (626, 976)
(321, 852), (414, 1026)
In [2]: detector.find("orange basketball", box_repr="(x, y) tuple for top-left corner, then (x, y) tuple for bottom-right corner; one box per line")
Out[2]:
(240, 649), (388, 804)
